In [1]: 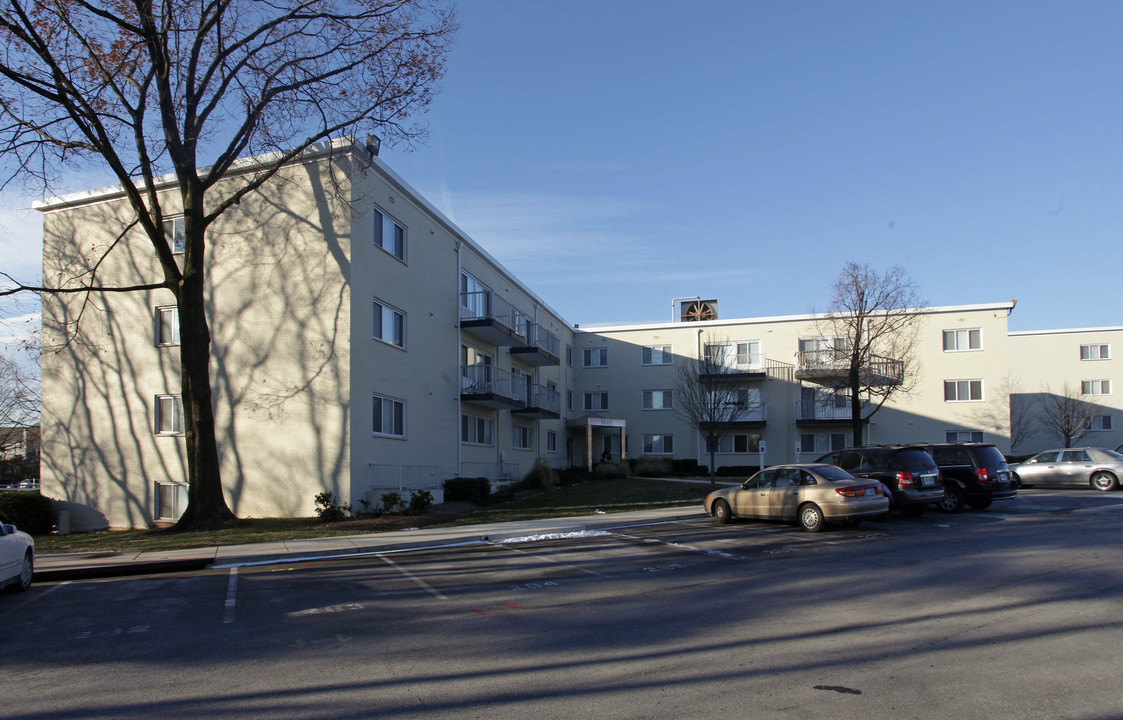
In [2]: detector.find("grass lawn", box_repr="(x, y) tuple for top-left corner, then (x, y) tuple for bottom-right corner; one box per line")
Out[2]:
(33, 476), (717, 555)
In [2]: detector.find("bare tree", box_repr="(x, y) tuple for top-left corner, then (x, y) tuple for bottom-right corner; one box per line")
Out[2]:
(674, 333), (763, 484)
(1037, 382), (1097, 448)
(812, 262), (926, 446)
(1007, 378), (1036, 453)
(0, 1), (456, 529)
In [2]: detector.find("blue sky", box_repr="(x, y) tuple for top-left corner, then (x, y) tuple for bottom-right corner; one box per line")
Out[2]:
(2, 0), (1121, 350)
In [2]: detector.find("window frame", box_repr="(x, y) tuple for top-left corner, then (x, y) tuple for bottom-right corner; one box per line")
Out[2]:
(461, 412), (494, 447)
(643, 433), (674, 455)
(943, 328), (982, 352)
(583, 391), (609, 411)
(583, 347), (608, 368)
(372, 393), (406, 438)
(154, 394), (184, 436)
(155, 306), (180, 346)
(373, 207), (406, 261)
(641, 389), (673, 410)
(546, 430), (558, 453)
(1080, 344), (1111, 361)
(1081, 379), (1111, 396)
(642, 345), (673, 366)
(944, 379), (984, 402)
(946, 430), (985, 443)
(1088, 415), (1113, 432)
(373, 299), (406, 348)
(512, 424), (534, 450)
(162, 216), (186, 254)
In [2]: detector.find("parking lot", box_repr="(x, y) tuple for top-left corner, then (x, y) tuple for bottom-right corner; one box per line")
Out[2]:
(5, 488), (1123, 719)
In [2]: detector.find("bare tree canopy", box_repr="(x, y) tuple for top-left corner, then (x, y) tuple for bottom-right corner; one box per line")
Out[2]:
(817, 262), (926, 446)
(1036, 382), (1098, 449)
(0, 0), (456, 529)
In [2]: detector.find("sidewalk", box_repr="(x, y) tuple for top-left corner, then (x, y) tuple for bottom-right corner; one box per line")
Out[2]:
(33, 506), (711, 582)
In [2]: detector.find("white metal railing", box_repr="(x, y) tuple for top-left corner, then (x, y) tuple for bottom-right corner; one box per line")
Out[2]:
(459, 291), (528, 341)
(461, 364), (524, 404)
(795, 400), (858, 421)
(524, 322), (561, 357)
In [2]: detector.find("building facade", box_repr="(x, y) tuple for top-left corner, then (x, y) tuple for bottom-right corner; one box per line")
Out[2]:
(35, 141), (1119, 529)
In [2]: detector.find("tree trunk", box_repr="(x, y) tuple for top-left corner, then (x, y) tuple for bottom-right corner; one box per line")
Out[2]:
(849, 367), (863, 447)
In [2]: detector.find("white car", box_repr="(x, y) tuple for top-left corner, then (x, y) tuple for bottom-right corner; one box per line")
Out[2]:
(0, 522), (34, 592)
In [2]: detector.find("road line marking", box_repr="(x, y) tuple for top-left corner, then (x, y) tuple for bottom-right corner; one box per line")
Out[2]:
(223, 567), (238, 624)
(610, 532), (745, 560)
(378, 555), (448, 600)
(489, 541), (612, 577)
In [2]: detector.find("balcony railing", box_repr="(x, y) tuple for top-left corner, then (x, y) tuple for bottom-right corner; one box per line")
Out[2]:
(795, 350), (903, 385)
(795, 400), (863, 422)
(511, 322), (561, 365)
(699, 351), (766, 377)
(515, 384), (561, 418)
(460, 291), (528, 346)
(460, 365), (525, 408)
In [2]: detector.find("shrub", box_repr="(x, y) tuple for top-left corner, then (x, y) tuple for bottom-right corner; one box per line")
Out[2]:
(521, 458), (559, 490)
(594, 461), (628, 479)
(380, 491), (405, 515)
(313, 491), (351, 522)
(633, 456), (672, 477)
(716, 465), (760, 477)
(672, 458), (705, 476)
(407, 489), (433, 515)
(442, 476), (490, 504)
(0, 491), (55, 535)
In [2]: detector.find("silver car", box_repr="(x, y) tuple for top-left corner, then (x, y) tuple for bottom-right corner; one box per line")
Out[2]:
(1010, 447), (1123, 491)
(704, 464), (889, 532)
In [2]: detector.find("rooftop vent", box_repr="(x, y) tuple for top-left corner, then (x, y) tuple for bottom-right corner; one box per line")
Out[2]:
(681, 299), (718, 322)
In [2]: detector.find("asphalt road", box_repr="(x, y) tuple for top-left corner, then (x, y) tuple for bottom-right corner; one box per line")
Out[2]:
(4, 488), (1123, 720)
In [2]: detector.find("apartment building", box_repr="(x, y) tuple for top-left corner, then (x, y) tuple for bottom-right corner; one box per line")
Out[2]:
(34, 141), (1118, 529)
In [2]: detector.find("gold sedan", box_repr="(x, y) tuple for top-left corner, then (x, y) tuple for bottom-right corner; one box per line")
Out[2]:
(704, 464), (888, 532)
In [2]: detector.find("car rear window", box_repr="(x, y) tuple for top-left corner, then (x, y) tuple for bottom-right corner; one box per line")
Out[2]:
(896, 449), (939, 473)
(973, 445), (1009, 469)
(814, 465), (856, 482)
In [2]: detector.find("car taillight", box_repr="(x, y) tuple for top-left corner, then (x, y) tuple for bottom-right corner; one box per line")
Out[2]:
(976, 468), (989, 483)
(896, 471), (914, 486)
(836, 484), (882, 497)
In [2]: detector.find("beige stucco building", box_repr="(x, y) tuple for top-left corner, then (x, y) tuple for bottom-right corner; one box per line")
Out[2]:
(34, 141), (1121, 530)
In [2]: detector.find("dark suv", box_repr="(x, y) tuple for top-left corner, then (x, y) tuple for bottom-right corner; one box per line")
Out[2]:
(814, 446), (944, 516)
(912, 443), (1016, 512)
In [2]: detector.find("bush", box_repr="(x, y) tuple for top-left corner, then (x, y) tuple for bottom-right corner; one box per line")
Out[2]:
(716, 465), (760, 477)
(0, 491), (54, 535)
(407, 489), (433, 515)
(521, 458), (559, 490)
(633, 456), (672, 477)
(672, 459), (705, 476)
(313, 491), (351, 522)
(442, 476), (490, 504)
(594, 461), (628, 479)
(380, 491), (405, 515)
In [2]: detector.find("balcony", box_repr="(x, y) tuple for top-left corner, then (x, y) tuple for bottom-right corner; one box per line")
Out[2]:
(460, 365), (525, 409)
(510, 322), (561, 366)
(703, 402), (768, 427)
(460, 291), (528, 347)
(795, 400), (867, 425)
(513, 384), (561, 419)
(699, 351), (766, 380)
(794, 349), (903, 386)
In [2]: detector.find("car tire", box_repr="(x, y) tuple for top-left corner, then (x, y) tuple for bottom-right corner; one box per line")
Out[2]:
(13, 551), (32, 592)
(713, 499), (732, 524)
(1011, 473), (1021, 489)
(968, 499), (992, 511)
(798, 503), (824, 533)
(1090, 471), (1118, 492)
(938, 486), (966, 514)
(901, 504), (926, 518)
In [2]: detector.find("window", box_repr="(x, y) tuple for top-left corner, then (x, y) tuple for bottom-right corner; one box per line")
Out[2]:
(1082, 380), (1111, 396)
(461, 413), (493, 446)
(373, 208), (406, 260)
(583, 347), (608, 367)
(1088, 415), (1113, 431)
(943, 329), (982, 351)
(1081, 344), (1111, 360)
(642, 390), (673, 410)
(706, 433), (761, 454)
(944, 379), (983, 402)
(162, 216), (185, 253)
(584, 392), (608, 411)
(705, 341), (761, 369)
(946, 430), (984, 442)
(372, 394), (405, 437)
(642, 345), (672, 365)
(830, 433), (846, 451)
(512, 425), (533, 450)
(154, 395), (184, 435)
(155, 306), (179, 346)
(547, 430), (558, 453)
(567, 391), (574, 411)
(643, 434), (674, 454)
(373, 300), (405, 347)
(800, 433), (817, 454)
(566, 345), (573, 366)
(460, 272), (489, 318)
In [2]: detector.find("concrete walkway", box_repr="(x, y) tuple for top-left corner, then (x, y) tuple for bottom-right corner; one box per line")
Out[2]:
(33, 506), (712, 582)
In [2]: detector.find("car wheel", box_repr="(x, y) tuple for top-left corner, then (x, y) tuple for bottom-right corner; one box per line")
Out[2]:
(713, 499), (732, 524)
(1011, 473), (1021, 489)
(968, 499), (991, 511)
(1090, 471), (1118, 492)
(901, 504), (926, 518)
(938, 486), (965, 513)
(14, 551), (32, 592)
(798, 503), (824, 532)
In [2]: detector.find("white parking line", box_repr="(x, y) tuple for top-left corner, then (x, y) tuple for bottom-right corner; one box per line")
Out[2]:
(223, 567), (238, 624)
(609, 532), (745, 560)
(488, 540), (612, 578)
(378, 555), (448, 600)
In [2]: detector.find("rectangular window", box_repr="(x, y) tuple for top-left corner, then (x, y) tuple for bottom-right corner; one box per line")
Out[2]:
(1082, 379), (1111, 395)
(373, 300), (405, 347)
(154, 395), (184, 435)
(642, 390), (673, 410)
(461, 413), (494, 446)
(155, 306), (180, 346)
(567, 391), (574, 411)
(583, 347), (608, 367)
(583, 392), (608, 411)
(373, 208), (406, 261)
(643, 434), (674, 454)
(943, 329), (982, 351)
(1081, 344), (1111, 360)
(566, 345), (573, 366)
(945, 430), (985, 442)
(372, 394), (405, 438)
(162, 216), (185, 253)
(800, 433), (816, 454)
(547, 430), (558, 453)
(642, 345), (672, 365)
(1089, 415), (1113, 431)
(944, 379), (983, 402)
(830, 433), (846, 451)
(512, 425), (533, 450)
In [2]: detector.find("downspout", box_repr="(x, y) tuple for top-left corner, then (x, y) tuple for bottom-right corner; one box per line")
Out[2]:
(455, 239), (462, 478)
